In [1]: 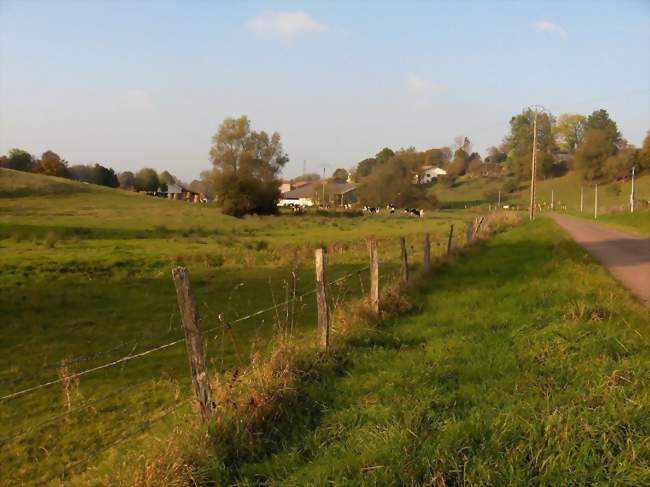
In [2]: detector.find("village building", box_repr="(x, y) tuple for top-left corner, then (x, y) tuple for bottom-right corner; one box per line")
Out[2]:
(279, 180), (357, 207)
(415, 165), (447, 184)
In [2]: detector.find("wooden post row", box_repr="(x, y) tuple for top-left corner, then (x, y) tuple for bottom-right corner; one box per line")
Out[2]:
(171, 266), (213, 422)
(314, 249), (329, 351)
(368, 238), (379, 314)
(399, 237), (409, 284)
(447, 224), (454, 255)
(423, 232), (431, 273)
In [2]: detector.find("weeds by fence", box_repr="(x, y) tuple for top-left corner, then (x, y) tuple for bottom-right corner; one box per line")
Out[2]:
(0, 211), (519, 484)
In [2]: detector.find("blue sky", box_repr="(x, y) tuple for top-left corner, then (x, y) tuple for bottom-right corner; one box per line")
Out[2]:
(1, 0), (648, 180)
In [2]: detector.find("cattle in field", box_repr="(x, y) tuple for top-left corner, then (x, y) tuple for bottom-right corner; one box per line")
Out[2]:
(386, 205), (396, 214)
(404, 208), (424, 218)
(364, 206), (379, 214)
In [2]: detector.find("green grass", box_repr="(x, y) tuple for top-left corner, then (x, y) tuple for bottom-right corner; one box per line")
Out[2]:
(0, 168), (477, 485)
(205, 219), (649, 485)
(565, 209), (650, 237)
(430, 170), (650, 213)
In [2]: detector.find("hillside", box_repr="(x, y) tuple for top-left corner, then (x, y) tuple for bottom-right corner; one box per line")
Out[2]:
(433, 171), (650, 212)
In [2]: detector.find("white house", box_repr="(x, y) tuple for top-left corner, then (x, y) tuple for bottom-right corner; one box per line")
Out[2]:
(415, 165), (447, 184)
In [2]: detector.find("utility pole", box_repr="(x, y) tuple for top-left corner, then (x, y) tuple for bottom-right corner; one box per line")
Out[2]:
(551, 189), (554, 210)
(630, 166), (636, 213)
(529, 112), (538, 220)
(322, 167), (326, 205)
(498, 190), (501, 208)
(594, 184), (598, 219)
(580, 186), (584, 213)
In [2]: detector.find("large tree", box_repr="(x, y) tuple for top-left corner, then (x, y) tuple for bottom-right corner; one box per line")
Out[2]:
(134, 168), (160, 192)
(503, 109), (556, 180)
(357, 151), (435, 208)
(208, 115), (288, 216)
(555, 114), (587, 154)
(573, 109), (623, 181)
(332, 168), (348, 182)
(34, 150), (68, 177)
(118, 171), (135, 189)
(0, 148), (35, 172)
(638, 131), (650, 172)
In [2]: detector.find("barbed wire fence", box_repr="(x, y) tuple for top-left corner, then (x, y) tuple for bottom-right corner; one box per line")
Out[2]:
(0, 221), (481, 484)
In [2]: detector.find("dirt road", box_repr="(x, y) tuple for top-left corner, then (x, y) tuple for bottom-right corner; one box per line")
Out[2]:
(550, 214), (650, 306)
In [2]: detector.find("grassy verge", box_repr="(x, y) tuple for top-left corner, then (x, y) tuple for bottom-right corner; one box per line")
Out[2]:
(564, 209), (650, 237)
(174, 218), (649, 485)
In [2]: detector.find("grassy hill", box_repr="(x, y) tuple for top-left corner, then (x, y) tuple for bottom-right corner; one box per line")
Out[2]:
(433, 170), (650, 213)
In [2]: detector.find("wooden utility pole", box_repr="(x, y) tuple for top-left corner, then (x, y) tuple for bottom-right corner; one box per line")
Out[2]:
(171, 267), (213, 422)
(399, 237), (409, 284)
(368, 238), (379, 313)
(446, 224), (454, 255)
(594, 184), (598, 219)
(498, 190), (501, 208)
(631, 166), (636, 213)
(314, 249), (329, 351)
(529, 112), (538, 220)
(423, 232), (431, 273)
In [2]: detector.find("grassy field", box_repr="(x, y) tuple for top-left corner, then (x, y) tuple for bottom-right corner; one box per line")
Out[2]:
(207, 218), (650, 485)
(0, 169), (477, 485)
(432, 170), (650, 213)
(565, 209), (650, 237)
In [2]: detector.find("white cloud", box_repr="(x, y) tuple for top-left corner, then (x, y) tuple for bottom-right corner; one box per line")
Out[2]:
(246, 10), (326, 38)
(406, 75), (447, 95)
(534, 20), (567, 38)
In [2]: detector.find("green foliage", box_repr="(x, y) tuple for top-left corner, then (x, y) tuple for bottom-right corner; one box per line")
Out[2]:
(208, 115), (288, 216)
(586, 109), (621, 147)
(0, 148), (35, 172)
(332, 168), (348, 182)
(423, 147), (452, 166)
(503, 109), (556, 180)
(447, 149), (469, 177)
(603, 147), (637, 182)
(355, 157), (377, 178)
(573, 129), (616, 181)
(555, 113), (587, 154)
(502, 177), (519, 193)
(638, 131), (650, 172)
(134, 168), (160, 192)
(358, 151), (435, 208)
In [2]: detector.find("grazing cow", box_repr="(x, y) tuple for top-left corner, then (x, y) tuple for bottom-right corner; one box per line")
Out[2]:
(364, 206), (380, 214)
(404, 208), (424, 218)
(386, 205), (396, 214)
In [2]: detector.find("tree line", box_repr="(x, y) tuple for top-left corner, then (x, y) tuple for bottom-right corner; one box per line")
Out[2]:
(0, 148), (196, 193)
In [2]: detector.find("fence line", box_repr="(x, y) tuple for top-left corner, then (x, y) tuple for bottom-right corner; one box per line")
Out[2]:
(1, 265), (373, 404)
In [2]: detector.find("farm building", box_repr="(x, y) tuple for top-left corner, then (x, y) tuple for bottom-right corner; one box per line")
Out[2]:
(279, 180), (357, 207)
(415, 165), (447, 184)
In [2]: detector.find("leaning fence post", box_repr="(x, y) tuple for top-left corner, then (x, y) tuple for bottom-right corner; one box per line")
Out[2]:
(171, 266), (213, 422)
(446, 224), (454, 255)
(368, 238), (379, 314)
(400, 237), (409, 284)
(423, 232), (431, 273)
(314, 249), (329, 351)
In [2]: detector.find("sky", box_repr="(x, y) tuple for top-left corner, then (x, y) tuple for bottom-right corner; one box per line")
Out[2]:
(1, 0), (649, 181)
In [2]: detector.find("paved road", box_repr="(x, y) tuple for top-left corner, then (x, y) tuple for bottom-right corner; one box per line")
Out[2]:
(549, 214), (650, 306)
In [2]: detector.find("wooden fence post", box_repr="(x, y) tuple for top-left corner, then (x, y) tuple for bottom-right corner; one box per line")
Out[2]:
(423, 232), (431, 273)
(171, 266), (213, 422)
(314, 249), (329, 351)
(368, 238), (379, 314)
(473, 216), (485, 239)
(466, 222), (473, 244)
(446, 224), (454, 255)
(400, 237), (409, 283)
